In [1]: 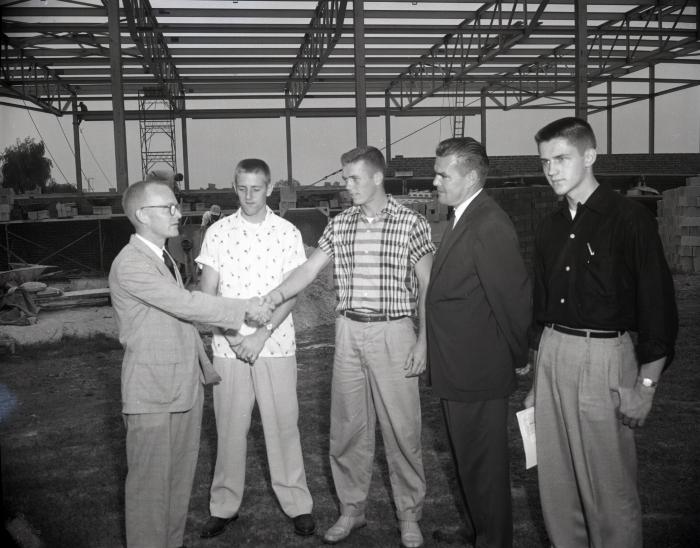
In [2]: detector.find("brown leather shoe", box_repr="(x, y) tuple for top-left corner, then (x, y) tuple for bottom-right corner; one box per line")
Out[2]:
(200, 515), (238, 539)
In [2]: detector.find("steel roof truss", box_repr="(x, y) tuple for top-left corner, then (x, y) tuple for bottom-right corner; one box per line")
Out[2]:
(120, 0), (185, 111)
(285, 0), (348, 110)
(0, 34), (74, 115)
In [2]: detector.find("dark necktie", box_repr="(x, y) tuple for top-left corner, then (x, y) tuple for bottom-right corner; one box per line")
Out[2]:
(437, 216), (454, 255)
(162, 250), (177, 280)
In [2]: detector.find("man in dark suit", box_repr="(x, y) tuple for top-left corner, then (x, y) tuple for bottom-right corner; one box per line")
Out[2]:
(426, 137), (531, 548)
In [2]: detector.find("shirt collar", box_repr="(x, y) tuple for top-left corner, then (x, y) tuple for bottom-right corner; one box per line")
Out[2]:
(135, 233), (166, 260)
(230, 205), (274, 226)
(452, 188), (483, 226)
(347, 194), (401, 219)
(556, 184), (613, 219)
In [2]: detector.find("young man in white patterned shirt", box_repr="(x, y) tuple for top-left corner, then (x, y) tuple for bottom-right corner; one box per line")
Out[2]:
(266, 146), (435, 548)
(196, 159), (315, 539)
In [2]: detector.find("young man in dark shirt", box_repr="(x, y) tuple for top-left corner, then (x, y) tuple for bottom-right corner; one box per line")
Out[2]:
(524, 117), (677, 548)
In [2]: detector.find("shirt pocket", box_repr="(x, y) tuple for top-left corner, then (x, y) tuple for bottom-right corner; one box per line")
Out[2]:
(582, 252), (616, 298)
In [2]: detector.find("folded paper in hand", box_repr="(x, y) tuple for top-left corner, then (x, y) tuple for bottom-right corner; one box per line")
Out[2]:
(516, 407), (536, 469)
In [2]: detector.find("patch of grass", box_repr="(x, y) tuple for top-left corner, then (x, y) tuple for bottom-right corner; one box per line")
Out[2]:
(1, 278), (699, 547)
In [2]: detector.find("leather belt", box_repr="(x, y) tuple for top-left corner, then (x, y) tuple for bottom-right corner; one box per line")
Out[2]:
(341, 309), (408, 323)
(547, 323), (625, 339)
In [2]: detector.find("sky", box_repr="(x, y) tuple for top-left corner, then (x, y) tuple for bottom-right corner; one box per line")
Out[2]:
(1, 66), (699, 192)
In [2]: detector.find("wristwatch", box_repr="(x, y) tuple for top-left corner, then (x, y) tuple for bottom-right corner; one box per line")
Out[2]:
(264, 322), (274, 333)
(639, 377), (658, 389)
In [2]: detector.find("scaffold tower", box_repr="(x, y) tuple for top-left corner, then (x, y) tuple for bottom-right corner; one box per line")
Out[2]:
(138, 87), (177, 178)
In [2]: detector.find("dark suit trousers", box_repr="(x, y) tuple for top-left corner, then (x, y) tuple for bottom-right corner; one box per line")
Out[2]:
(441, 398), (512, 548)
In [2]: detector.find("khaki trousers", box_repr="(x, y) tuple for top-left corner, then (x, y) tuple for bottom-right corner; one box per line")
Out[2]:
(535, 327), (642, 548)
(208, 355), (313, 519)
(330, 316), (425, 521)
(124, 385), (203, 548)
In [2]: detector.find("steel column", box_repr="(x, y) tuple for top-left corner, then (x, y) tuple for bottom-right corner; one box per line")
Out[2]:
(181, 108), (190, 190)
(607, 79), (613, 154)
(384, 91), (391, 162)
(71, 96), (83, 192)
(574, 0), (588, 119)
(649, 64), (655, 154)
(285, 107), (293, 183)
(353, 0), (368, 147)
(480, 89), (487, 147)
(107, 0), (129, 191)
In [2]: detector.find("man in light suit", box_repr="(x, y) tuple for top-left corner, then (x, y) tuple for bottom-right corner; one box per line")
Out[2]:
(109, 180), (272, 548)
(426, 138), (531, 548)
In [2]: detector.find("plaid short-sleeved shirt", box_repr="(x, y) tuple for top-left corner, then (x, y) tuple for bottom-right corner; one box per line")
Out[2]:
(317, 195), (435, 317)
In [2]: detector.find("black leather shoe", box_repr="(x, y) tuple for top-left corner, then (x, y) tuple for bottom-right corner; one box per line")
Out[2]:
(432, 528), (475, 546)
(293, 513), (316, 536)
(200, 515), (238, 539)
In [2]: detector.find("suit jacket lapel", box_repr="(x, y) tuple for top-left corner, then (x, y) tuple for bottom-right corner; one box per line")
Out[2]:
(431, 191), (488, 279)
(130, 235), (182, 287)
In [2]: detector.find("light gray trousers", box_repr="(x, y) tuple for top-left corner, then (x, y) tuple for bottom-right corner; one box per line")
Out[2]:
(208, 355), (313, 519)
(124, 385), (203, 548)
(329, 316), (425, 522)
(535, 326), (642, 548)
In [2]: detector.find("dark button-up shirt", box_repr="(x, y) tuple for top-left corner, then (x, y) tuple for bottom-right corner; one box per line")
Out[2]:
(530, 184), (677, 365)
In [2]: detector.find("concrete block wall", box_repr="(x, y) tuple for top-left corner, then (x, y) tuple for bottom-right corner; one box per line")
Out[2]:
(659, 177), (700, 273)
(486, 186), (561, 269)
(388, 153), (700, 180)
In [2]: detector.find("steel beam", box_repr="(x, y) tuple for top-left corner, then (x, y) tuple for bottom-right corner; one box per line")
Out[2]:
(481, 89), (487, 147)
(285, 0), (347, 110)
(384, 91), (391, 162)
(77, 106), (481, 122)
(285, 100), (293, 184)
(574, 0), (588, 118)
(386, 1), (550, 110)
(106, 0), (129, 192)
(181, 104), (190, 190)
(353, 0), (367, 148)
(483, 1), (697, 110)
(607, 79), (613, 154)
(0, 35), (75, 115)
(121, 0), (185, 111)
(71, 96), (83, 192)
(649, 64), (655, 154)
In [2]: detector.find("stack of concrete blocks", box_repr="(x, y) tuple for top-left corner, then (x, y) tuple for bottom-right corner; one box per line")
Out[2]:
(92, 205), (112, 216)
(0, 188), (14, 221)
(279, 184), (297, 216)
(659, 176), (700, 273)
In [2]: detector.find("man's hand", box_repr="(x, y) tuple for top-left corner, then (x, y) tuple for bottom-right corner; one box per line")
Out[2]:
(403, 337), (427, 378)
(231, 330), (268, 365)
(245, 296), (274, 326)
(611, 384), (656, 429)
(263, 289), (285, 308)
(523, 387), (535, 409)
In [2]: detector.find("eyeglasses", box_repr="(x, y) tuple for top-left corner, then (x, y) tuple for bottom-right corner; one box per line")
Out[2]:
(140, 203), (181, 216)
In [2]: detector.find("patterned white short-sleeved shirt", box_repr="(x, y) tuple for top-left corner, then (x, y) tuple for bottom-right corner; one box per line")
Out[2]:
(196, 206), (306, 358)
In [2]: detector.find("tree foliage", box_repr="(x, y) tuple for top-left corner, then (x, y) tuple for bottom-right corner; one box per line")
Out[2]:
(45, 179), (77, 193)
(0, 137), (53, 193)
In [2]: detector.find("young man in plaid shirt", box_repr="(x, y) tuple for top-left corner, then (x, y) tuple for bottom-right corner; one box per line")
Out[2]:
(267, 146), (434, 548)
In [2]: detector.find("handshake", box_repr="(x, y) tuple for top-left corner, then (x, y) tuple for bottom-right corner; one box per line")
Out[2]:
(243, 290), (285, 326)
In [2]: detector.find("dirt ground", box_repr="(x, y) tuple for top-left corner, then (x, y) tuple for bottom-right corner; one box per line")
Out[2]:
(0, 275), (698, 547)
(0, 257), (336, 347)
